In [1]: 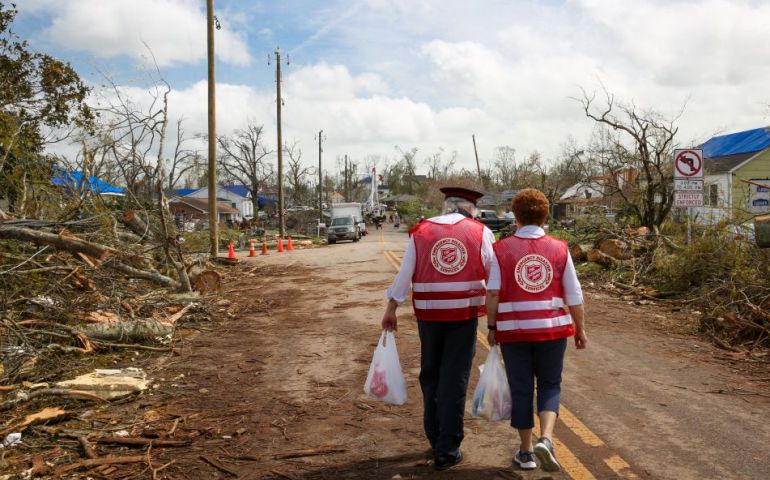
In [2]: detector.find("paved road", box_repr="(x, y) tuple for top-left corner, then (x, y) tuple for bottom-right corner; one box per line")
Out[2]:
(231, 225), (770, 479)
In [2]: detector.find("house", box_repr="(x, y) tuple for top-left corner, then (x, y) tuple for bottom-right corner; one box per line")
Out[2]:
(168, 196), (239, 224)
(693, 127), (770, 224)
(184, 185), (255, 220)
(478, 189), (519, 212)
(555, 169), (638, 220)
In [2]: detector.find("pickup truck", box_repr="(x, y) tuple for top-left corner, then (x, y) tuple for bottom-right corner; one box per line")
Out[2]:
(475, 210), (515, 232)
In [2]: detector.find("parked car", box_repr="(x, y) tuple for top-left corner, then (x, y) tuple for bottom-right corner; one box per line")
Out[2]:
(475, 210), (515, 231)
(327, 215), (360, 244)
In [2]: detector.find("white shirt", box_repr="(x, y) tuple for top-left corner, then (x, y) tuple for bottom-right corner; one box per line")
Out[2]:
(487, 225), (584, 306)
(386, 213), (496, 304)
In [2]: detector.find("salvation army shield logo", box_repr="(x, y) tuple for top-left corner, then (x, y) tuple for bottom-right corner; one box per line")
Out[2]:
(515, 254), (553, 293)
(430, 238), (468, 275)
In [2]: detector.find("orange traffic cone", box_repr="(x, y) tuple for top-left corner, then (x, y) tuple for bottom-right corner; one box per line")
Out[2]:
(227, 241), (236, 259)
(248, 240), (257, 257)
(277, 236), (284, 253)
(261, 241), (268, 255)
(287, 236), (293, 251)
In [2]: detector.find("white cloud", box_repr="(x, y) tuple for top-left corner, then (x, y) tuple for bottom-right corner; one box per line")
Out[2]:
(26, 0), (770, 174)
(25, 0), (251, 67)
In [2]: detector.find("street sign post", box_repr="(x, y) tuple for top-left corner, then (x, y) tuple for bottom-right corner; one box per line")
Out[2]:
(673, 149), (705, 244)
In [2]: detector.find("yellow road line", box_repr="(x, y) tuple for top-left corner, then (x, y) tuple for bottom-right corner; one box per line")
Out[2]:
(382, 250), (639, 480)
(604, 455), (640, 479)
(379, 228), (385, 244)
(383, 250), (401, 271)
(559, 408), (605, 448)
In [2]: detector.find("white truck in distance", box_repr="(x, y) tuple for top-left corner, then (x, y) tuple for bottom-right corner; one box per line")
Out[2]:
(327, 202), (366, 244)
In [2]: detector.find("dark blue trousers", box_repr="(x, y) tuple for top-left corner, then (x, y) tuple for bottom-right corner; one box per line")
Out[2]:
(500, 338), (568, 430)
(417, 318), (477, 458)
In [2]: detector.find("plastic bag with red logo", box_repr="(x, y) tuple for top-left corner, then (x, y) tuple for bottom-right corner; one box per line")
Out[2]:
(471, 346), (511, 421)
(363, 331), (407, 405)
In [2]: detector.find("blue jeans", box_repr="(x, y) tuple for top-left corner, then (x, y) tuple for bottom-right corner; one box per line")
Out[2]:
(500, 338), (568, 430)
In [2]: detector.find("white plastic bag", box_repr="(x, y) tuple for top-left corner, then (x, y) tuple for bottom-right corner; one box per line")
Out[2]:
(471, 347), (511, 421)
(363, 331), (408, 405)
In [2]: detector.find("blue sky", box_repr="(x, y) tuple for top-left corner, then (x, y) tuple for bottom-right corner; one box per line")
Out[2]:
(14, 0), (770, 176)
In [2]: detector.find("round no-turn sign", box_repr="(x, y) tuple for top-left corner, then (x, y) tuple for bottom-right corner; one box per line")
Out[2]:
(674, 149), (703, 179)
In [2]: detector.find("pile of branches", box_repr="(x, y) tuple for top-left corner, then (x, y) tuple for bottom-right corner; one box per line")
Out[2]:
(0, 207), (216, 388)
(568, 221), (770, 351)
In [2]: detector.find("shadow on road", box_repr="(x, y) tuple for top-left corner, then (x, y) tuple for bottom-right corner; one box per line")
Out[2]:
(255, 450), (558, 480)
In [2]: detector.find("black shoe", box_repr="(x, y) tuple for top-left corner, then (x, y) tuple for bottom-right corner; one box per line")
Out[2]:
(434, 451), (463, 471)
(534, 437), (560, 472)
(513, 450), (537, 470)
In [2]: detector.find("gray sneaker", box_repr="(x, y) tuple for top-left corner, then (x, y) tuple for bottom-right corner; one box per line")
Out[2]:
(513, 450), (536, 470)
(534, 437), (561, 472)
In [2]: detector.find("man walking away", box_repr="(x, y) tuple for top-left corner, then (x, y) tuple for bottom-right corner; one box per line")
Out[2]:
(381, 187), (495, 471)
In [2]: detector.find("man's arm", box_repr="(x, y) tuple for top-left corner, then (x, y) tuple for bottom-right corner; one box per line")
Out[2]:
(382, 237), (416, 331)
(382, 299), (399, 331)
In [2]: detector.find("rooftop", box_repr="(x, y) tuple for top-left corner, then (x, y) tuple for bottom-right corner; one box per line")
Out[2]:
(701, 127), (770, 158)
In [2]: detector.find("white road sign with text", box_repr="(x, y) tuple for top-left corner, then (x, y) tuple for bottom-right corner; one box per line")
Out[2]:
(674, 179), (704, 191)
(674, 191), (704, 207)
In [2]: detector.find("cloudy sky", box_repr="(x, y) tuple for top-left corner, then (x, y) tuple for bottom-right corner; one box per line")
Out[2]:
(15, 0), (770, 175)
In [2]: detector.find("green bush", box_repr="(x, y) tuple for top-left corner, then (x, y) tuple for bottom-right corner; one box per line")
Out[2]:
(397, 199), (440, 227)
(652, 233), (768, 293)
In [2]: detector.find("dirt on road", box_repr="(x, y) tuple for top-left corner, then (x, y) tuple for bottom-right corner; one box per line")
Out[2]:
(32, 227), (770, 480)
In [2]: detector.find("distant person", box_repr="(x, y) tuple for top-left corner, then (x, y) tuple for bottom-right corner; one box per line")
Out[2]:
(382, 187), (495, 471)
(504, 209), (514, 220)
(486, 188), (587, 472)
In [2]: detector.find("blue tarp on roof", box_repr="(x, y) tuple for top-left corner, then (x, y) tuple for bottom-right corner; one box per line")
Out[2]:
(257, 195), (277, 207)
(175, 188), (197, 196)
(223, 185), (250, 198)
(701, 127), (770, 158)
(52, 169), (125, 195)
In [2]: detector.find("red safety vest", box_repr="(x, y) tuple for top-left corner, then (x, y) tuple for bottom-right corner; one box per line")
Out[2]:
(410, 218), (487, 321)
(492, 234), (574, 342)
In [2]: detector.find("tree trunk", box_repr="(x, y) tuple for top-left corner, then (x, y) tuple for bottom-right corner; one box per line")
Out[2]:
(0, 225), (114, 260)
(119, 210), (151, 239)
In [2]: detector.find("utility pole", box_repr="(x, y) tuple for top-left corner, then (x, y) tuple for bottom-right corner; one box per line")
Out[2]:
(273, 47), (287, 238)
(206, 0), (218, 259)
(472, 134), (483, 186)
(317, 129), (324, 226)
(344, 155), (349, 202)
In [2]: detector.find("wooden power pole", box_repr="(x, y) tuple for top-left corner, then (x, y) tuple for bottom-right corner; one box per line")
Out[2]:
(318, 130), (323, 225)
(472, 134), (482, 185)
(206, 0), (218, 259)
(274, 48), (285, 238)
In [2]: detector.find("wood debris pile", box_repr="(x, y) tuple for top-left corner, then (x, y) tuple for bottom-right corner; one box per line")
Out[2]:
(0, 208), (225, 475)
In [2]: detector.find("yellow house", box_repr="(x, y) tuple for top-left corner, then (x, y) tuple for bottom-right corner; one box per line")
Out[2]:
(694, 127), (770, 224)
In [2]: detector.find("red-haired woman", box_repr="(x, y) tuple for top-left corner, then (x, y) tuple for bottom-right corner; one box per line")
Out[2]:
(486, 188), (587, 473)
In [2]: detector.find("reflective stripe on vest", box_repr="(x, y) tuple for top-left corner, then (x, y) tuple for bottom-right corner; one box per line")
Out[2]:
(493, 234), (574, 342)
(411, 218), (487, 321)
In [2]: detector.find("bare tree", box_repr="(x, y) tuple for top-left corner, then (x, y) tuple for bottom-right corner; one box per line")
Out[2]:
(424, 148), (457, 180)
(217, 121), (274, 215)
(285, 141), (313, 206)
(492, 146), (517, 188)
(167, 118), (198, 191)
(579, 87), (680, 230)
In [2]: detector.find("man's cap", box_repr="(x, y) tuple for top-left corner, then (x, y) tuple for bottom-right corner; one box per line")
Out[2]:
(440, 187), (484, 204)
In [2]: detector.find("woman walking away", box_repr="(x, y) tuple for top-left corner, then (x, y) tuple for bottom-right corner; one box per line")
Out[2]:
(485, 188), (587, 472)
